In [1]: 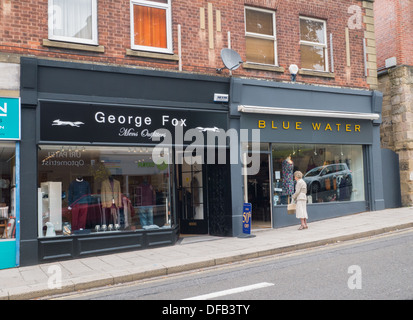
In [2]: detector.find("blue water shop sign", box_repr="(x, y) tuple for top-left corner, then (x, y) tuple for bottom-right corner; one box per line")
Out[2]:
(0, 97), (20, 140)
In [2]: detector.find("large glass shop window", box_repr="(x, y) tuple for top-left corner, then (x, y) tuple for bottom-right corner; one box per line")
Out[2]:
(38, 145), (172, 237)
(0, 142), (17, 240)
(272, 144), (365, 205)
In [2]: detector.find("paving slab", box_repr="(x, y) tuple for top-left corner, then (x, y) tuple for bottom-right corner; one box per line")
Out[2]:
(0, 207), (412, 300)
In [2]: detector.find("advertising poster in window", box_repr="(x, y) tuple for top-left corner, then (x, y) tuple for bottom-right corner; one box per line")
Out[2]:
(0, 97), (20, 140)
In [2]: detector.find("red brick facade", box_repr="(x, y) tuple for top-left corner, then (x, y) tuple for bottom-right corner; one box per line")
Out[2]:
(0, 0), (374, 89)
(374, 0), (413, 69)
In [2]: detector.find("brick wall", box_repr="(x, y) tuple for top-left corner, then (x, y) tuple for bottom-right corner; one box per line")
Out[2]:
(0, 0), (375, 90)
(375, 0), (413, 69)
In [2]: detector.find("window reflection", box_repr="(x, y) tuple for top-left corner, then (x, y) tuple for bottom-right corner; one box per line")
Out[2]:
(272, 144), (365, 205)
(38, 145), (172, 237)
(245, 7), (277, 66)
(299, 17), (327, 71)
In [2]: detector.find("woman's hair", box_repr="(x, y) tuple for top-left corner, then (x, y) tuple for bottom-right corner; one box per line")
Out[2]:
(294, 171), (303, 179)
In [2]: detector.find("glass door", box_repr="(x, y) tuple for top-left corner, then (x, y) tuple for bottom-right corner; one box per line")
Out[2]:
(177, 158), (207, 234)
(246, 152), (272, 229)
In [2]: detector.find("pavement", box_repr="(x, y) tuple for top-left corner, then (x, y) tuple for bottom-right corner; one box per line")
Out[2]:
(1, 207), (413, 300)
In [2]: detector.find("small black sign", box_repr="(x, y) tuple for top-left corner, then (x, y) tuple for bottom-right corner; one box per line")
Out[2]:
(40, 101), (228, 145)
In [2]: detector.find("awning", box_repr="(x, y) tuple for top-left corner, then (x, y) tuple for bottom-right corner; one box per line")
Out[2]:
(238, 105), (380, 120)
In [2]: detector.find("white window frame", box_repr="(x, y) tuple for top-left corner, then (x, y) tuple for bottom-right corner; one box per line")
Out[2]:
(244, 6), (278, 66)
(48, 0), (98, 45)
(299, 16), (329, 72)
(130, 0), (173, 54)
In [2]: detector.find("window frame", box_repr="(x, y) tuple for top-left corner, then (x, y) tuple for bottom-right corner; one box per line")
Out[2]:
(299, 16), (329, 72)
(37, 144), (174, 237)
(130, 0), (173, 54)
(244, 6), (278, 67)
(48, 0), (99, 46)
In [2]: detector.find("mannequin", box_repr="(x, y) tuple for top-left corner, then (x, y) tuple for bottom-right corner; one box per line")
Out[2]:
(101, 176), (122, 225)
(68, 176), (91, 231)
(282, 155), (294, 197)
(138, 177), (155, 227)
(45, 222), (56, 237)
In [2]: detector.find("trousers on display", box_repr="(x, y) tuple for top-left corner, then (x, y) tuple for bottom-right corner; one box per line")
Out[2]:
(139, 206), (153, 227)
(71, 204), (88, 231)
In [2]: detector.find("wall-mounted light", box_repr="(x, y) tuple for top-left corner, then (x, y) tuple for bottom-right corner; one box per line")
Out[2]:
(289, 64), (299, 82)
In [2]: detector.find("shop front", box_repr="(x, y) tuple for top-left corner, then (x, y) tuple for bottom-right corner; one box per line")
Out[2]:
(0, 97), (20, 270)
(20, 58), (231, 266)
(229, 78), (384, 233)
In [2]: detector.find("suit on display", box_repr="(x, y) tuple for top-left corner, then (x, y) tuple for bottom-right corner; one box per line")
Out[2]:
(68, 177), (91, 231)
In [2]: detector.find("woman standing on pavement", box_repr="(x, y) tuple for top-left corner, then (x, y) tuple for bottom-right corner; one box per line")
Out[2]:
(292, 171), (308, 230)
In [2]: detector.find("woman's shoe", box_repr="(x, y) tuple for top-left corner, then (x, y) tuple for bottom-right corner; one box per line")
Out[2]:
(298, 225), (305, 230)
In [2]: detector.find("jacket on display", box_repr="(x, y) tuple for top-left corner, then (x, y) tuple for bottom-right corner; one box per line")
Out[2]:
(101, 178), (122, 208)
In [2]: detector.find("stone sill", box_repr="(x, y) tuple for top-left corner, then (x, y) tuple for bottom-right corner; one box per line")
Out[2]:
(126, 49), (179, 61)
(0, 89), (19, 98)
(243, 63), (284, 73)
(299, 69), (335, 78)
(43, 39), (105, 53)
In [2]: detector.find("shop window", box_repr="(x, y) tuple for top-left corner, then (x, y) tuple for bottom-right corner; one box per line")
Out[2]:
(48, 0), (98, 45)
(299, 17), (328, 71)
(245, 7), (278, 66)
(37, 145), (173, 237)
(0, 142), (17, 240)
(130, 0), (172, 54)
(271, 144), (364, 205)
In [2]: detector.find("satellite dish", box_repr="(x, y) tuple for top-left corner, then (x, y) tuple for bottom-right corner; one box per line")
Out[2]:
(217, 48), (243, 73)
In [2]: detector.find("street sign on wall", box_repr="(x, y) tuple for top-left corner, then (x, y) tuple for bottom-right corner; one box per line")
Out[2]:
(0, 97), (20, 140)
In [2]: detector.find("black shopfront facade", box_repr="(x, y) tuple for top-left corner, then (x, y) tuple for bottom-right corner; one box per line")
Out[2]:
(229, 78), (385, 234)
(20, 58), (232, 266)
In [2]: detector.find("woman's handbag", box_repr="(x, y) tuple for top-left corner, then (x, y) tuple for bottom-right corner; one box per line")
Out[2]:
(287, 198), (296, 215)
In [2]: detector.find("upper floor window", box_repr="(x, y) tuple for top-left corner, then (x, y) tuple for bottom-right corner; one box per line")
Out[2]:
(130, 0), (172, 54)
(299, 17), (328, 71)
(48, 0), (98, 45)
(245, 7), (278, 66)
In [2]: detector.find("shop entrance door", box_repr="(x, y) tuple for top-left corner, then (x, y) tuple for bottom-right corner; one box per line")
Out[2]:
(247, 153), (271, 229)
(177, 159), (208, 234)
